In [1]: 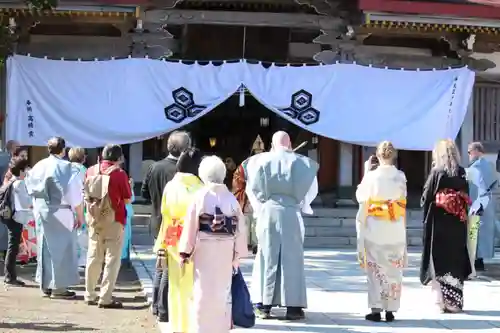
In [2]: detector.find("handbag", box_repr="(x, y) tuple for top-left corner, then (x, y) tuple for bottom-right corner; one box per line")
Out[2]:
(231, 268), (255, 328)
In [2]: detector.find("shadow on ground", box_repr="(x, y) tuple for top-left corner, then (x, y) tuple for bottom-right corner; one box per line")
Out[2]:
(0, 261), (156, 333)
(0, 322), (96, 331)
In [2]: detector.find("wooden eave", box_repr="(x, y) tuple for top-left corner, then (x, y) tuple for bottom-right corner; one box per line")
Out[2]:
(359, 0), (500, 20)
(0, 5), (136, 17)
(0, 0), (137, 16)
(363, 12), (500, 34)
(175, 1), (317, 14)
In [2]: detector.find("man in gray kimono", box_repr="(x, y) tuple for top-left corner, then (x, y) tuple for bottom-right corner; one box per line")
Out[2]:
(246, 131), (318, 320)
(25, 137), (84, 299)
(468, 142), (498, 271)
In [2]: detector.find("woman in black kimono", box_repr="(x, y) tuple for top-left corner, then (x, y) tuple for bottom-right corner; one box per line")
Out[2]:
(420, 139), (472, 313)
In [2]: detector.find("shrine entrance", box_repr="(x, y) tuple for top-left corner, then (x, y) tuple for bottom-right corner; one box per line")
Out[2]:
(183, 94), (303, 183)
(183, 95), (275, 163)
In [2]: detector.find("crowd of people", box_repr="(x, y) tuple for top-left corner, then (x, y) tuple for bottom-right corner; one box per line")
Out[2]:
(0, 130), (497, 331)
(0, 138), (134, 308)
(355, 139), (497, 321)
(142, 130), (318, 331)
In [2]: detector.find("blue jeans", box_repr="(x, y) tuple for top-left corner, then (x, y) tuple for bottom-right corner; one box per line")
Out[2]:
(152, 267), (168, 320)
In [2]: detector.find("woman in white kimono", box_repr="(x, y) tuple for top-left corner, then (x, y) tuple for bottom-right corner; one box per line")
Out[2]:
(356, 141), (407, 322)
(178, 155), (248, 333)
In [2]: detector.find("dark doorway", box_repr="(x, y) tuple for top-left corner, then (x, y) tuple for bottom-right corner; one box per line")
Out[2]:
(140, 94), (305, 170)
(182, 94), (301, 166)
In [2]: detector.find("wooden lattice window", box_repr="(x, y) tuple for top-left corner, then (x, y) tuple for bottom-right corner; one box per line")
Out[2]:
(473, 83), (500, 145)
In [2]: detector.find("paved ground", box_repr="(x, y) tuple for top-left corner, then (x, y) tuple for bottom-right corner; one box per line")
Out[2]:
(0, 256), (156, 332)
(4, 221), (500, 333)
(130, 223), (500, 333)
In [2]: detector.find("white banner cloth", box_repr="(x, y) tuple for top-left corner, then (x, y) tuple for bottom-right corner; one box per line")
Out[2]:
(243, 63), (475, 150)
(8, 56), (241, 147)
(7, 55), (475, 150)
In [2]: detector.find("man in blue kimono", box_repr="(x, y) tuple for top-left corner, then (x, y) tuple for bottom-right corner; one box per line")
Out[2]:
(246, 131), (318, 320)
(25, 137), (84, 299)
(468, 142), (498, 271)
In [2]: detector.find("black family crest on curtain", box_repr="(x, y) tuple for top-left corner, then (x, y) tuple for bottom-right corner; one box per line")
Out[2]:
(279, 89), (320, 125)
(164, 87), (207, 123)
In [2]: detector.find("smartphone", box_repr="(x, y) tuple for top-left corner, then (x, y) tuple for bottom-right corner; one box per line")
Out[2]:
(369, 155), (379, 171)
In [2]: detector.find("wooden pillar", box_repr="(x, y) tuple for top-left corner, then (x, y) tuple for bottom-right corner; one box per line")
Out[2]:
(352, 144), (363, 185)
(317, 137), (338, 192)
(338, 142), (353, 187)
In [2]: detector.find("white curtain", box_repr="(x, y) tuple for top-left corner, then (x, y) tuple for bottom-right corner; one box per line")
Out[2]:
(7, 55), (475, 150)
(243, 62), (475, 150)
(7, 56), (242, 147)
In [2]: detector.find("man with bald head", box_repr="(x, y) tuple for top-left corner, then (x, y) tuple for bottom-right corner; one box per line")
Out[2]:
(246, 131), (319, 320)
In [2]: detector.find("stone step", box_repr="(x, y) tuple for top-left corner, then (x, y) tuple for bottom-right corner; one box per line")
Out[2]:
(303, 216), (423, 228)
(304, 235), (423, 248)
(133, 204), (424, 221)
(132, 205), (425, 248)
(132, 214), (150, 226)
(304, 207), (424, 220)
(304, 225), (423, 238)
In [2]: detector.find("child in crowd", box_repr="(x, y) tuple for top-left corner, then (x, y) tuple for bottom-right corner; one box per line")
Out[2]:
(122, 177), (134, 266)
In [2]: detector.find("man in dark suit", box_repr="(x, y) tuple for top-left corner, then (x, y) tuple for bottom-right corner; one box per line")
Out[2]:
(141, 131), (191, 323)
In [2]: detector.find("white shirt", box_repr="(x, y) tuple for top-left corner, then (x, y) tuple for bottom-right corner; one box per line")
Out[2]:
(11, 177), (34, 225)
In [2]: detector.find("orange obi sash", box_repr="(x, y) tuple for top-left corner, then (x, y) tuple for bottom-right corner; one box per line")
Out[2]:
(366, 198), (407, 222)
(164, 219), (183, 247)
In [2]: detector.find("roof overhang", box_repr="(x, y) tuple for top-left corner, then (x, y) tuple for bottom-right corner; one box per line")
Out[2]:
(359, 0), (500, 20)
(364, 11), (500, 33)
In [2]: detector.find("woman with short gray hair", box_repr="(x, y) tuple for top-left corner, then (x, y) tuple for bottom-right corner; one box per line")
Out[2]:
(198, 155), (226, 184)
(178, 155), (248, 332)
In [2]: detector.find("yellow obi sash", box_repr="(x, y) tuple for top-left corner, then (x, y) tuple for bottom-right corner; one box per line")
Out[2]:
(366, 197), (407, 222)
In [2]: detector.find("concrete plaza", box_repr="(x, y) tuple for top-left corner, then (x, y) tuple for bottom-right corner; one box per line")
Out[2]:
(131, 224), (500, 333)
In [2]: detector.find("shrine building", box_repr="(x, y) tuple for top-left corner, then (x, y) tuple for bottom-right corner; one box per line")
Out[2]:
(0, 0), (499, 206)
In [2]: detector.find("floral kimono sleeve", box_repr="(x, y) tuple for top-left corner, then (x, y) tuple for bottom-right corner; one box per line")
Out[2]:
(355, 172), (373, 269)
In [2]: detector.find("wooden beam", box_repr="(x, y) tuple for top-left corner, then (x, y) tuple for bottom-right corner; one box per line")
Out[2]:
(314, 48), (495, 72)
(143, 9), (343, 30)
(359, 0), (500, 20)
(15, 14), (133, 26)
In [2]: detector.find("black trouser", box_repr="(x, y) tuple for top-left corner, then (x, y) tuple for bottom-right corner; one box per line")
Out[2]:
(152, 267), (168, 320)
(3, 219), (22, 282)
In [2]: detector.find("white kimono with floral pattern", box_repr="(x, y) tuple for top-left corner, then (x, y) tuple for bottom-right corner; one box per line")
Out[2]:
(356, 164), (408, 312)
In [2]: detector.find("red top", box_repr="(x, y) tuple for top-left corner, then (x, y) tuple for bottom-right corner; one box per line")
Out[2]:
(86, 161), (132, 225)
(359, 0), (500, 19)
